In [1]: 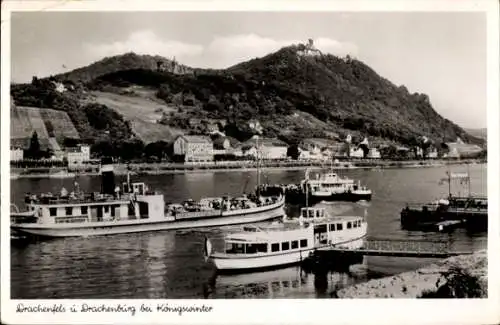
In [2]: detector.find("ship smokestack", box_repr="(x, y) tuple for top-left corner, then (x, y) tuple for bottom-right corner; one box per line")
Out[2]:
(100, 157), (115, 195)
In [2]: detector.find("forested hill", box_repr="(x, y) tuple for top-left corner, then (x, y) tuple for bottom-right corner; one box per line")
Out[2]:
(55, 52), (199, 83)
(225, 44), (481, 145)
(11, 42), (483, 151)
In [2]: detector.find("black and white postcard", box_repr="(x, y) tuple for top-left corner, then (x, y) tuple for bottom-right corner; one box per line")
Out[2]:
(1, 0), (499, 324)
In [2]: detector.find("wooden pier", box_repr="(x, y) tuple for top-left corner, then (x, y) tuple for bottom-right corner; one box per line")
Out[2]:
(316, 238), (473, 258)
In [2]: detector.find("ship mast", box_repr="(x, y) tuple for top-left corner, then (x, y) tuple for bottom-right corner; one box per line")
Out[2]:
(448, 169), (451, 198)
(305, 168), (309, 208)
(467, 163), (471, 197)
(256, 136), (261, 197)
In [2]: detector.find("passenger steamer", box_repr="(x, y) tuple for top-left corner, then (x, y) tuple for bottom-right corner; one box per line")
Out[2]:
(259, 169), (372, 204)
(205, 206), (367, 273)
(10, 161), (285, 238)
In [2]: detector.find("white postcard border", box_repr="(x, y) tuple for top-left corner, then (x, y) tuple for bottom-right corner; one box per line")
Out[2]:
(1, 1), (499, 324)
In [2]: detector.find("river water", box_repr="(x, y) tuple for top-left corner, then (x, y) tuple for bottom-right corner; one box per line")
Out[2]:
(10, 164), (487, 299)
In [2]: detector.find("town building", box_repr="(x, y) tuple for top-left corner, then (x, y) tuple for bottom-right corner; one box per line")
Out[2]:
(10, 147), (24, 161)
(241, 136), (289, 160)
(301, 138), (345, 157)
(66, 145), (90, 169)
(298, 146), (326, 161)
(415, 147), (424, 158)
(349, 147), (364, 158)
(212, 135), (240, 156)
(173, 135), (214, 162)
(367, 148), (381, 159)
(443, 138), (483, 158)
(427, 147), (438, 158)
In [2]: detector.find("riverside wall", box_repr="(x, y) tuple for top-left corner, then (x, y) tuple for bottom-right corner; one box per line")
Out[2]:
(11, 158), (485, 178)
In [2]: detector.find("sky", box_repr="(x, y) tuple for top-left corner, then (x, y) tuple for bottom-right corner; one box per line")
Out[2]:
(10, 11), (487, 129)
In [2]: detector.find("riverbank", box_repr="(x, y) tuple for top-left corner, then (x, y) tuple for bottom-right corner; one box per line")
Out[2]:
(334, 250), (487, 298)
(10, 158), (485, 179)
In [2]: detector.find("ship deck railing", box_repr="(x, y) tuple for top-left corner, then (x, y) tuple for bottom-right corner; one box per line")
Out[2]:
(317, 237), (474, 258)
(26, 193), (133, 205)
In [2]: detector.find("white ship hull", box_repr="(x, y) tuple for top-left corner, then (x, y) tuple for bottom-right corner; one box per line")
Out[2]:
(11, 201), (285, 238)
(211, 237), (366, 272)
(211, 248), (315, 272)
(209, 225), (367, 272)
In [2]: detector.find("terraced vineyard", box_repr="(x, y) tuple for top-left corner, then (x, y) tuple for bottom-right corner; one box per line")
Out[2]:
(10, 106), (79, 150)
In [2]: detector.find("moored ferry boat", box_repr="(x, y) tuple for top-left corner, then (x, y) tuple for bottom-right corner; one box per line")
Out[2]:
(205, 206), (367, 273)
(10, 160), (285, 238)
(259, 169), (372, 204)
(400, 195), (487, 231)
(400, 169), (487, 232)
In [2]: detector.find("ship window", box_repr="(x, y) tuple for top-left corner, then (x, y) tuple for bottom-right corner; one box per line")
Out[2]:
(104, 206), (109, 213)
(300, 239), (308, 248)
(302, 210), (307, 218)
(329, 224), (335, 231)
(281, 242), (290, 251)
(316, 210), (321, 218)
(111, 205), (116, 217)
(337, 223), (343, 231)
(353, 221), (357, 228)
(81, 206), (88, 215)
(65, 207), (73, 216)
(308, 210), (314, 218)
(271, 243), (280, 252)
(245, 243), (268, 254)
(245, 244), (257, 254)
(255, 243), (268, 253)
(226, 243), (245, 254)
(49, 208), (57, 216)
(314, 224), (327, 234)
(347, 222), (352, 229)
(291, 240), (298, 249)
(358, 220), (362, 227)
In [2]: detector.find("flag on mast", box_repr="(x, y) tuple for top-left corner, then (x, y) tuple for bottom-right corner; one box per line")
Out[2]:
(438, 171), (469, 185)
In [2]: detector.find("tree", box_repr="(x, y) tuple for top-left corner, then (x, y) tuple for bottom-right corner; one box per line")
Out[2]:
(358, 143), (370, 158)
(144, 141), (170, 161)
(287, 145), (300, 160)
(419, 136), (433, 159)
(118, 139), (145, 162)
(406, 135), (420, 158)
(26, 131), (41, 159)
(63, 137), (80, 148)
(380, 144), (398, 159)
(419, 264), (485, 298)
(91, 139), (115, 158)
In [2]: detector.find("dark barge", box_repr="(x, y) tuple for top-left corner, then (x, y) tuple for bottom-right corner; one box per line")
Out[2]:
(400, 196), (487, 232)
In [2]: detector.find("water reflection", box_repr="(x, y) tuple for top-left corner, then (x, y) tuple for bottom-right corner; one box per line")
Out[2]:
(210, 262), (360, 299)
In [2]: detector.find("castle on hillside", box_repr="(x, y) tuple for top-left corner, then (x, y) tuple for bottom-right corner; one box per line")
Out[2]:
(297, 39), (322, 57)
(156, 58), (194, 75)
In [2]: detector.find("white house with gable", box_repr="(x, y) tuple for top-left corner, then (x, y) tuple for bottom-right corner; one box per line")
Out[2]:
(66, 145), (91, 169)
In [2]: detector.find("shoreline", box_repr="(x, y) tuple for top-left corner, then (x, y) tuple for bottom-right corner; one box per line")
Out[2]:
(333, 250), (487, 298)
(10, 159), (485, 179)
